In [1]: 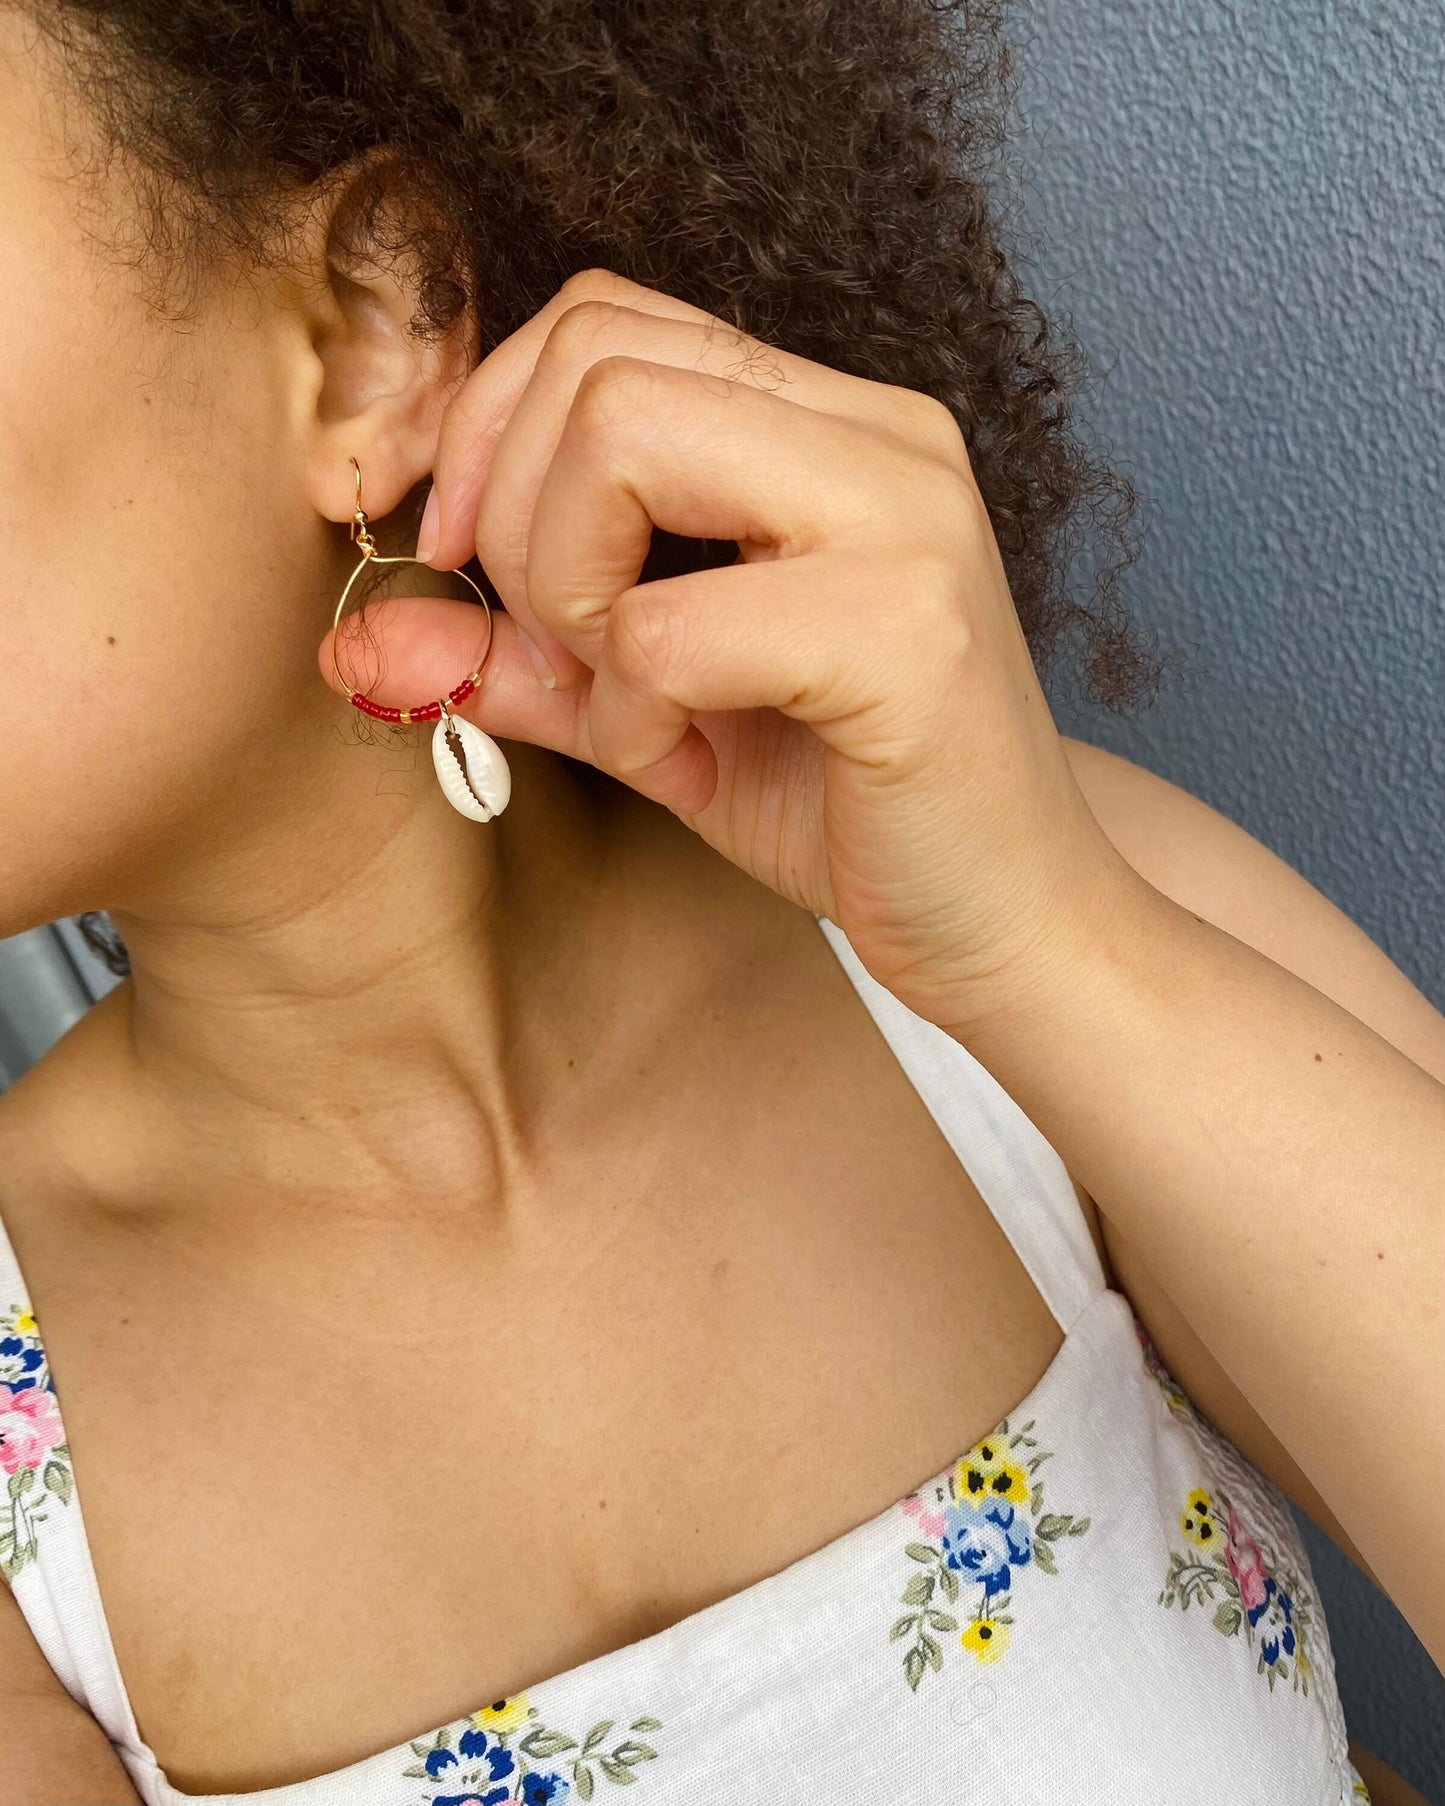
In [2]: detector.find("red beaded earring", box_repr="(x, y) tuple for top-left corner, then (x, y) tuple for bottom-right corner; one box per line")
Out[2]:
(329, 455), (512, 821)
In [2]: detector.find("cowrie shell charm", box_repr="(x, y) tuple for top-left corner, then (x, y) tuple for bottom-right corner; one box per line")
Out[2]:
(432, 710), (512, 821)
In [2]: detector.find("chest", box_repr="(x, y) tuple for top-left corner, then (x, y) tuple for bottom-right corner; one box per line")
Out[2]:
(7, 1011), (1069, 1795)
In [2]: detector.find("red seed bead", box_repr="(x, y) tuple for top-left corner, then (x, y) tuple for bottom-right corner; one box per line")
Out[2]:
(348, 692), (399, 721)
(346, 661), (485, 723)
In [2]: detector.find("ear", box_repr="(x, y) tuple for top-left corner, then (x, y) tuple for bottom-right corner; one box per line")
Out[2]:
(283, 163), (477, 541)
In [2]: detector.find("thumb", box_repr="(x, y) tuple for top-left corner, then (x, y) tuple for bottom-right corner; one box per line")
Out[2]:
(315, 592), (585, 759)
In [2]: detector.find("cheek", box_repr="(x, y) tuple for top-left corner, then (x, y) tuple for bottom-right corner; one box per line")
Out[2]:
(0, 75), (322, 931)
(0, 566), (258, 933)
(0, 200), (202, 721)
(0, 317), (191, 918)
(0, 327), (313, 931)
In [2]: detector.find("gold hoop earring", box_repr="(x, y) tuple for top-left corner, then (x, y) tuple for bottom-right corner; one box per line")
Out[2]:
(330, 456), (511, 822)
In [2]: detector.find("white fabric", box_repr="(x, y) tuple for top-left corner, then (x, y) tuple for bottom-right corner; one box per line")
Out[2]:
(0, 912), (1368, 1804)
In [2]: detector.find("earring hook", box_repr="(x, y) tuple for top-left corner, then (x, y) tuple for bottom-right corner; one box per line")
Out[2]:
(348, 454), (376, 556)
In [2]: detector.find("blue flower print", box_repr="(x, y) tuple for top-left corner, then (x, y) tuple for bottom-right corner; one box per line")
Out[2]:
(406, 1697), (661, 1799)
(1160, 1485), (1314, 1694)
(520, 1773), (569, 1804)
(940, 1495), (1033, 1599)
(0, 1337), (43, 1374)
(890, 1415), (1089, 1690)
(1249, 1575), (1297, 1667)
(456, 1728), (517, 1786)
(0, 1305), (75, 1583)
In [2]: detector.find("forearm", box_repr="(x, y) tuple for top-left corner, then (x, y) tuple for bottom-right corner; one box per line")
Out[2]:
(0, 1703), (142, 1805)
(949, 867), (1445, 1658)
(1, 1581), (142, 1804)
(1349, 1742), (1434, 1806)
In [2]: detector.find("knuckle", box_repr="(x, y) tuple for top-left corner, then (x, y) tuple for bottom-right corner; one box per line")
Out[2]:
(606, 587), (679, 689)
(907, 390), (969, 466)
(883, 535), (974, 653)
(915, 455), (989, 551)
(954, 468), (996, 549)
(918, 545), (970, 625)
(569, 353), (657, 441)
(546, 297), (629, 365)
(473, 487), (530, 573)
(559, 266), (641, 306)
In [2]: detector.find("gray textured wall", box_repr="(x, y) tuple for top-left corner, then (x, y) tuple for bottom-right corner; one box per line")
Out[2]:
(1015, 0), (1444, 1792)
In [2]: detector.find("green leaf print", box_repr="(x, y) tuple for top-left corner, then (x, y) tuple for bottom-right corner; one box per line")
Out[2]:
(520, 1727), (578, 1759)
(0, 1327), (76, 1579)
(1159, 1482), (1315, 1696)
(890, 1415), (1090, 1689)
(407, 1698), (664, 1803)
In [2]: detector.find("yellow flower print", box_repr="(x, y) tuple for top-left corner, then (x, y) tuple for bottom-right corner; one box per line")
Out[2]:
(953, 1431), (1030, 1510)
(468, 1694), (530, 1735)
(13, 1310), (36, 1336)
(1181, 1488), (1222, 1551)
(961, 1617), (1012, 1663)
(893, 1413), (1088, 1692)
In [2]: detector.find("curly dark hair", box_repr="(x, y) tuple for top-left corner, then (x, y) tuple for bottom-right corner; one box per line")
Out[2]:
(28, 0), (1175, 985)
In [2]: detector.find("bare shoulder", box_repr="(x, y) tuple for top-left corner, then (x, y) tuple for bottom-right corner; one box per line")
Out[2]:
(1058, 734), (1445, 1581)
(1059, 736), (1445, 1087)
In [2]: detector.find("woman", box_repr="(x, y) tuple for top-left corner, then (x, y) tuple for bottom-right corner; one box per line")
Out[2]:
(0, 0), (1439, 1801)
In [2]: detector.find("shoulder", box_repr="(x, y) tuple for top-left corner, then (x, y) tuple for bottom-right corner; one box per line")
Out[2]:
(1057, 735), (1445, 1582)
(1059, 735), (1445, 1087)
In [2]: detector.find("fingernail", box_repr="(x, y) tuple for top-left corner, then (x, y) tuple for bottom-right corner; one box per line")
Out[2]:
(416, 488), (440, 562)
(515, 624), (556, 688)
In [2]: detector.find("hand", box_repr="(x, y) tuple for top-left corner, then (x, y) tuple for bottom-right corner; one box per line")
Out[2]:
(320, 267), (1144, 1037)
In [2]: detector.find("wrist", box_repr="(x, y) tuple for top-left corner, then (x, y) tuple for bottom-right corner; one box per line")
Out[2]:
(934, 851), (1186, 1061)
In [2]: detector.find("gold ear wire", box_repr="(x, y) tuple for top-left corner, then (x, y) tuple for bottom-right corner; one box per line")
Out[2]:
(328, 455), (511, 821)
(347, 455), (376, 555)
(329, 454), (495, 728)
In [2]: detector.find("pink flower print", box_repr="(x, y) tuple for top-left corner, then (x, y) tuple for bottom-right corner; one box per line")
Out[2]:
(1134, 1320), (1192, 1415)
(1135, 1321), (1165, 1380)
(1225, 1505), (1270, 1614)
(0, 1382), (64, 1475)
(901, 1491), (947, 1539)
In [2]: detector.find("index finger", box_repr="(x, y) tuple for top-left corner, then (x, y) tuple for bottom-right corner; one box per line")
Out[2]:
(423, 268), (719, 571)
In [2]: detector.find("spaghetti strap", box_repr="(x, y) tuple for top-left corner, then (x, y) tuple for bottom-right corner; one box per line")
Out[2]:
(814, 913), (1107, 1333)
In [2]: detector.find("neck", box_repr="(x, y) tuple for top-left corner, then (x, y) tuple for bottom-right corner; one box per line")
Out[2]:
(60, 738), (734, 1226)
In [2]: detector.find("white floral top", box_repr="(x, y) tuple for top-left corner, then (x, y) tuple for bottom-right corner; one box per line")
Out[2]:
(0, 914), (1372, 1805)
